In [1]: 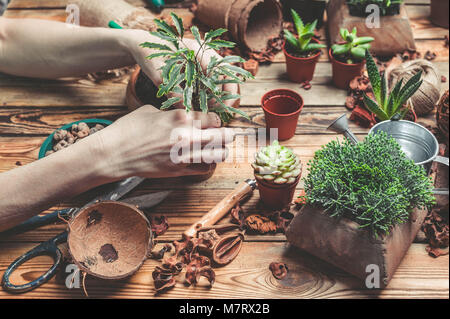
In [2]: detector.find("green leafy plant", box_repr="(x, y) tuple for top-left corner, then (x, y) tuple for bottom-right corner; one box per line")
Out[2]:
(363, 50), (422, 121)
(331, 28), (374, 64)
(140, 13), (253, 123)
(303, 132), (435, 236)
(252, 140), (302, 185)
(283, 9), (326, 56)
(347, 0), (403, 16)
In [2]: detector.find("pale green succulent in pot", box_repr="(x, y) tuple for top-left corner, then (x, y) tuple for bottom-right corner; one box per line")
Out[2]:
(252, 141), (302, 185)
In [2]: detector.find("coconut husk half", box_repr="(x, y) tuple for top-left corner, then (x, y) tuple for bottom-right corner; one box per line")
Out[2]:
(67, 201), (153, 280)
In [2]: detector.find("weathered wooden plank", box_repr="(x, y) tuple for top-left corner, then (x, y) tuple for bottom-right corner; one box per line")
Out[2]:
(0, 242), (447, 298)
(0, 105), (437, 136)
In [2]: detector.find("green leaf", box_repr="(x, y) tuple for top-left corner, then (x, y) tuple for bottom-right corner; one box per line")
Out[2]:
(200, 76), (219, 93)
(170, 12), (184, 38)
(183, 85), (193, 111)
(207, 56), (219, 75)
(350, 47), (366, 59)
(398, 80), (423, 106)
(140, 42), (173, 51)
(354, 36), (374, 45)
(206, 40), (236, 49)
(190, 26), (203, 46)
(365, 50), (382, 105)
(291, 9), (304, 36)
(339, 28), (347, 40)
(161, 58), (181, 83)
(158, 64), (183, 97)
(305, 43), (326, 51)
(146, 52), (173, 59)
(219, 55), (245, 65)
(386, 78), (403, 116)
(205, 28), (228, 41)
(363, 94), (389, 121)
(161, 97), (182, 110)
(185, 60), (196, 87)
(283, 30), (299, 50)
(332, 44), (350, 55)
(221, 93), (241, 100)
(357, 43), (372, 50)
(221, 64), (254, 79)
(199, 89), (208, 113)
(380, 72), (387, 109)
(223, 105), (250, 120)
(398, 70), (422, 99)
(154, 19), (177, 38)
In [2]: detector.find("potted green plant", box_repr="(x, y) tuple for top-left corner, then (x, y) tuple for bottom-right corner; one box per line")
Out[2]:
(140, 13), (253, 123)
(330, 28), (374, 89)
(286, 132), (435, 286)
(346, 0), (403, 17)
(252, 140), (302, 209)
(281, 0), (328, 28)
(363, 50), (422, 122)
(283, 9), (326, 83)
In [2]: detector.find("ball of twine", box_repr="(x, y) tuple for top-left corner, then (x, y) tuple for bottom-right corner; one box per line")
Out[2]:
(388, 59), (441, 116)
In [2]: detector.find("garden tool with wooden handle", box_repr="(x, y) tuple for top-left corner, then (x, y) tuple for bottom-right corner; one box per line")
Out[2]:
(183, 179), (257, 239)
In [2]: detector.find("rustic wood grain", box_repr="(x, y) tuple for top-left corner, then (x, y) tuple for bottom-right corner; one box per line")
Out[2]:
(0, 242), (447, 299)
(0, 1), (448, 299)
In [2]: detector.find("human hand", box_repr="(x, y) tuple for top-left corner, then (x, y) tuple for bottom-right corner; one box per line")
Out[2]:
(124, 29), (240, 110)
(92, 105), (235, 180)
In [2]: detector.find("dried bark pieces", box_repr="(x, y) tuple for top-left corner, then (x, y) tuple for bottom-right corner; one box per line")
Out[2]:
(150, 243), (172, 260)
(98, 244), (118, 263)
(422, 208), (449, 258)
(148, 215), (170, 237)
(269, 262), (289, 280)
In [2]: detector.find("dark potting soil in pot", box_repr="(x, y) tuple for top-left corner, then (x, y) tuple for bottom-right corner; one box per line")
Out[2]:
(135, 69), (166, 109)
(347, 2), (400, 17)
(285, 45), (320, 59)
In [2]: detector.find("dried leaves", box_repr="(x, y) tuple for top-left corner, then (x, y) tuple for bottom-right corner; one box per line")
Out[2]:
(269, 262), (289, 280)
(149, 215), (169, 237)
(346, 75), (377, 128)
(422, 208), (449, 258)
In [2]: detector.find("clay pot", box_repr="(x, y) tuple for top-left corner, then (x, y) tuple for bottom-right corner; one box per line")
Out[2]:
(283, 38), (322, 83)
(261, 89), (304, 141)
(430, 0), (449, 29)
(126, 66), (165, 111)
(329, 49), (365, 90)
(256, 177), (300, 209)
(67, 201), (153, 280)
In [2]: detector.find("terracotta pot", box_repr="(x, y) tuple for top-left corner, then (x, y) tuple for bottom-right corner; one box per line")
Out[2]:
(430, 0), (449, 29)
(261, 89), (304, 141)
(126, 66), (164, 111)
(329, 48), (365, 90)
(256, 177), (300, 209)
(283, 38), (322, 83)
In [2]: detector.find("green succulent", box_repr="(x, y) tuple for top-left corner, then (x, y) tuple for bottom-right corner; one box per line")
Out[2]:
(332, 28), (374, 63)
(253, 140), (302, 185)
(283, 9), (326, 55)
(140, 13), (253, 123)
(363, 50), (423, 121)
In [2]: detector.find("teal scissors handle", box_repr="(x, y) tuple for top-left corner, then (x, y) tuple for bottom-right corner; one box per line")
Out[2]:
(2, 231), (68, 293)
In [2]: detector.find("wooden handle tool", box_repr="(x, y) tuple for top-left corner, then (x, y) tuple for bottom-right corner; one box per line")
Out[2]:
(183, 179), (257, 238)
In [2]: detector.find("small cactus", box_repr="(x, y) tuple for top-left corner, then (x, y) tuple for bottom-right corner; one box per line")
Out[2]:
(252, 140), (302, 185)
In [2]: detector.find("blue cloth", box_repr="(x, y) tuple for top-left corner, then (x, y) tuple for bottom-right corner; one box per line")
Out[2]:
(0, 0), (9, 15)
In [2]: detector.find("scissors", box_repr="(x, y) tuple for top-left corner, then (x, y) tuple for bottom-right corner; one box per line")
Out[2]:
(0, 177), (171, 293)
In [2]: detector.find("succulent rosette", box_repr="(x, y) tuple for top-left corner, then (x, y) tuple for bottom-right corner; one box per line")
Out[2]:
(252, 140), (302, 185)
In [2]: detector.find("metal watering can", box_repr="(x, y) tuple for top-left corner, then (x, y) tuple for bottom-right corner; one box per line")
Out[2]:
(328, 114), (449, 196)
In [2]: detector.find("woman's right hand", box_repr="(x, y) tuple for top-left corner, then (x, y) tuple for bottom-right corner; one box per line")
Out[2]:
(90, 105), (235, 180)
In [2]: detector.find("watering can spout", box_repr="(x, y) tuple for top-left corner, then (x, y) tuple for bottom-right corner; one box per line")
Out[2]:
(327, 114), (359, 145)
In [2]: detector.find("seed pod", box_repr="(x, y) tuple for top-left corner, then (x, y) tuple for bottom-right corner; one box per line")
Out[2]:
(212, 233), (244, 266)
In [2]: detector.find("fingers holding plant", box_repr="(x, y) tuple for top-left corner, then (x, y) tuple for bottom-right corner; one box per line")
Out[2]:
(93, 106), (236, 180)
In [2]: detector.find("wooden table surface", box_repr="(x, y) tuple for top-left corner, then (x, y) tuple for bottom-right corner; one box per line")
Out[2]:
(0, 0), (448, 299)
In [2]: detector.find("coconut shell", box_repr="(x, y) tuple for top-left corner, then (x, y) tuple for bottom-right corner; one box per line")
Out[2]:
(67, 201), (153, 280)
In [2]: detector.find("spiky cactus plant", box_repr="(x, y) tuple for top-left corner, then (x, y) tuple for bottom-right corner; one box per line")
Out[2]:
(252, 141), (302, 185)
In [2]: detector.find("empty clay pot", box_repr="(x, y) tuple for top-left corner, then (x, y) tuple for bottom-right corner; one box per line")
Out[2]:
(261, 89), (304, 141)
(67, 201), (153, 280)
(283, 38), (322, 83)
(329, 49), (365, 90)
(256, 177), (300, 209)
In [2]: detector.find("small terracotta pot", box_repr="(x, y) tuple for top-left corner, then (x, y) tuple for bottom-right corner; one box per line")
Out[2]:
(261, 89), (304, 141)
(256, 177), (300, 209)
(283, 38), (322, 83)
(430, 0), (449, 29)
(329, 49), (365, 90)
